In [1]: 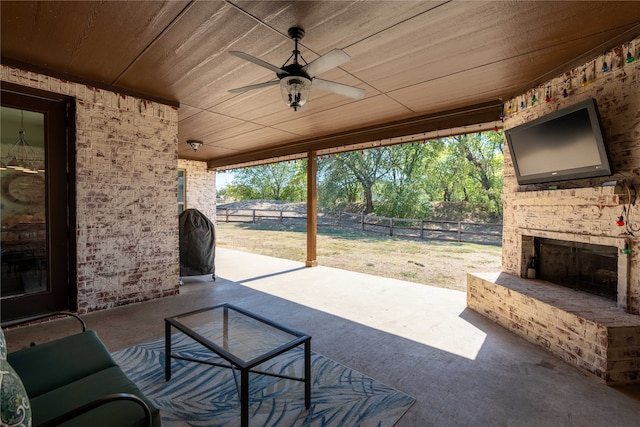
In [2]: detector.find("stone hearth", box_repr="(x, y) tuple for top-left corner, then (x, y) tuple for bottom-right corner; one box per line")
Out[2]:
(467, 272), (640, 384)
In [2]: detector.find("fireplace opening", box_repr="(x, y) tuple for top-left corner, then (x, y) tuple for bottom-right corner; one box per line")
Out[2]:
(534, 238), (618, 301)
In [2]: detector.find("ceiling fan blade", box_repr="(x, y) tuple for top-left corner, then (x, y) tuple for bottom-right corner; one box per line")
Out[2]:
(303, 49), (351, 77)
(228, 80), (280, 94)
(312, 78), (366, 100)
(229, 51), (288, 75)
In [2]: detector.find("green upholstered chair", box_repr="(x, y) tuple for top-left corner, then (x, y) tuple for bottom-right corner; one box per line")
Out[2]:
(2, 313), (159, 427)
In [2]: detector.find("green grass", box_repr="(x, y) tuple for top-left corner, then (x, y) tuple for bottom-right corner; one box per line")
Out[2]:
(216, 222), (502, 291)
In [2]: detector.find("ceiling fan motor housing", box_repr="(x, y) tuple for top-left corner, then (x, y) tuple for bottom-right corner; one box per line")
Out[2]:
(277, 64), (310, 81)
(288, 27), (305, 41)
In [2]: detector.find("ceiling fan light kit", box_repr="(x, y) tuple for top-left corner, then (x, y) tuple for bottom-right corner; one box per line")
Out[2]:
(280, 75), (312, 111)
(229, 27), (365, 111)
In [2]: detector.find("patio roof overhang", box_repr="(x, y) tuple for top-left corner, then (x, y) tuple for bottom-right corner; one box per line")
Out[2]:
(2, 1), (639, 169)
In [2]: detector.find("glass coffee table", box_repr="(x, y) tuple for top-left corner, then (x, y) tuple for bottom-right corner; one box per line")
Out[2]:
(165, 303), (311, 427)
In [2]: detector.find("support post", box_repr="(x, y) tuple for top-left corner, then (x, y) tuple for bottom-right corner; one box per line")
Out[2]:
(306, 151), (318, 267)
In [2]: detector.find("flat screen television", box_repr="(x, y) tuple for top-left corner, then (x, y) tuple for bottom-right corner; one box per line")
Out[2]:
(505, 98), (612, 185)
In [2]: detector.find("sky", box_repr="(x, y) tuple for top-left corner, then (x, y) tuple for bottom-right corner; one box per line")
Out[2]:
(215, 171), (235, 190)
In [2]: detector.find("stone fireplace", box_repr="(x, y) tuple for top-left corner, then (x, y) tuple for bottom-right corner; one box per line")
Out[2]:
(467, 38), (640, 385)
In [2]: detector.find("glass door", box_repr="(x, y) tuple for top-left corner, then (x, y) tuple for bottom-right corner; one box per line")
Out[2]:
(1, 107), (47, 296)
(1, 87), (75, 322)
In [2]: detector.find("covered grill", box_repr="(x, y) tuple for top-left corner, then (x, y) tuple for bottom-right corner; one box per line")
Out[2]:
(179, 209), (215, 279)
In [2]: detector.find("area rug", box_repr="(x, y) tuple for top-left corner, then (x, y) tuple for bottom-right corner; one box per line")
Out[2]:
(112, 333), (415, 427)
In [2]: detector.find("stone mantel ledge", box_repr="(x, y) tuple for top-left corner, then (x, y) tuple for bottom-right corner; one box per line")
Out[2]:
(518, 228), (630, 248)
(503, 183), (632, 207)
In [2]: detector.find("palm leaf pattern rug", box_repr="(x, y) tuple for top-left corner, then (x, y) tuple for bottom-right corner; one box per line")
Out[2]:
(112, 332), (414, 426)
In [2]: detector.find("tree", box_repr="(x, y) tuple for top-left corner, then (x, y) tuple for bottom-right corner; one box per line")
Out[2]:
(448, 132), (504, 217)
(426, 144), (467, 203)
(222, 131), (504, 220)
(375, 143), (431, 218)
(331, 149), (387, 214)
(317, 157), (360, 210)
(225, 161), (306, 201)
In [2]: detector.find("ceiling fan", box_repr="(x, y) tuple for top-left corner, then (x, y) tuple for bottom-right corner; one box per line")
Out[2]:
(228, 27), (365, 111)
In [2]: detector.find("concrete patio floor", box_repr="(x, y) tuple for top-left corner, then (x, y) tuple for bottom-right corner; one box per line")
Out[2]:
(5, 247), (640, 426)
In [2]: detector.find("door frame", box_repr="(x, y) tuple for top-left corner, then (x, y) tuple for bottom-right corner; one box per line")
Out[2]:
(1, 82), (76, 321)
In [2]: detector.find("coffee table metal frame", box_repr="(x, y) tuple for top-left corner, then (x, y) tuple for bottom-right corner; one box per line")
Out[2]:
(165, 303), (311, 427)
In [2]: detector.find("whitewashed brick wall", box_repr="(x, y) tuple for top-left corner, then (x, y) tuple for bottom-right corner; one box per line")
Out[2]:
(177, 159), (216, 223)
(1, 65), (180, 313)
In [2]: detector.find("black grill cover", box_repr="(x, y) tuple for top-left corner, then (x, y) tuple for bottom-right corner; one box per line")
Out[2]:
(179, 209), (215, 277)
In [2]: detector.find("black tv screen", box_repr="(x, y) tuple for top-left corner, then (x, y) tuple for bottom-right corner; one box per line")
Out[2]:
(505, 98), (612, 185)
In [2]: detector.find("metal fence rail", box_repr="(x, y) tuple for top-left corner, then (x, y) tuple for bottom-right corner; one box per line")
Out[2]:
(216, 208), (502, 246)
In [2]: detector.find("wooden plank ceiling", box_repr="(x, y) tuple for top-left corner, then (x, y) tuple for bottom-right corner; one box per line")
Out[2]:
(2, 1), (640, 169)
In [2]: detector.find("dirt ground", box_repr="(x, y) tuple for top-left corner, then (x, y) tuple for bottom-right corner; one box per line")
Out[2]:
(215, 201), (502, 292)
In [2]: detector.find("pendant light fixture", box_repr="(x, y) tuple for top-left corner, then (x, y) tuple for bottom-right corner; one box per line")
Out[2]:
(2, 110), (38, 173)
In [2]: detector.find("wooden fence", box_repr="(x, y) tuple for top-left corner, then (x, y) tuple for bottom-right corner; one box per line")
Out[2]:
(216, 208), (502, 246)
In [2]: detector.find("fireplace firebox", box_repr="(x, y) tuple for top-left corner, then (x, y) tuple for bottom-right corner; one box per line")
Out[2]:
(534, 238), (618, 300)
